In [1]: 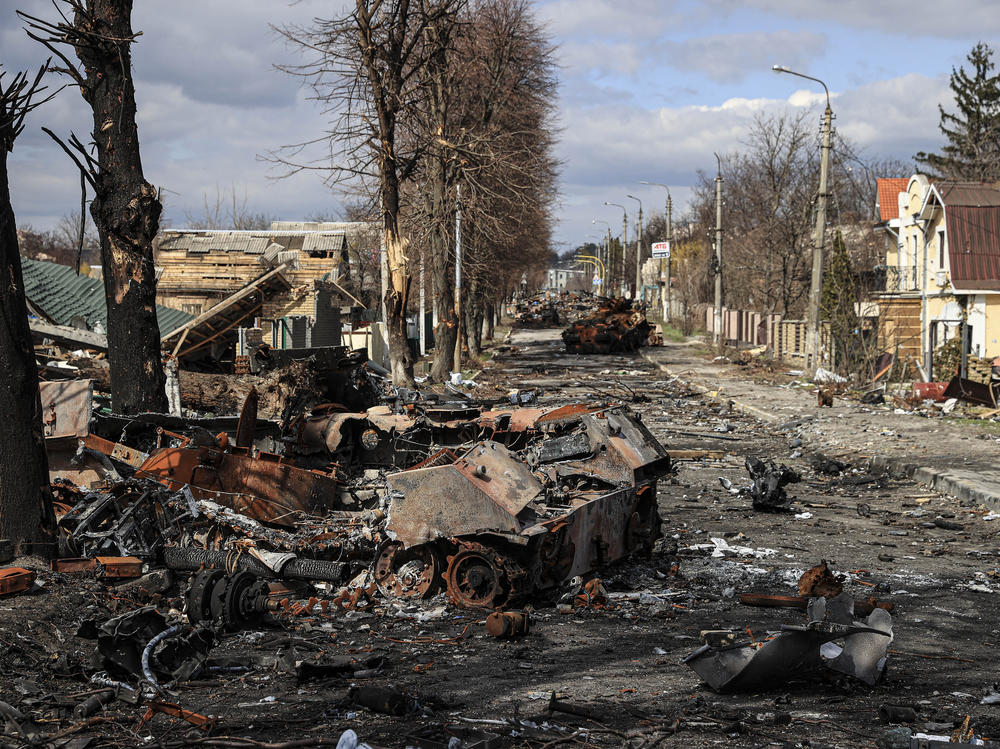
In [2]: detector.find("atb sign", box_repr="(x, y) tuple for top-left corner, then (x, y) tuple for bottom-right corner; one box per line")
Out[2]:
(652, 241), (671, 259)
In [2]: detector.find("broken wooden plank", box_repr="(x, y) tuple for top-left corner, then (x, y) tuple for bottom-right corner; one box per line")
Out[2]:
(669, 449), (725, 460)
(30, 319), (107, 352)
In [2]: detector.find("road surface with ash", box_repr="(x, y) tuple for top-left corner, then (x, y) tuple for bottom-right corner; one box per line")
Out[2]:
(3, 328), (1000, 748)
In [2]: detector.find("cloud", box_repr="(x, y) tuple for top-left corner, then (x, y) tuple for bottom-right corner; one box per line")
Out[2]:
(553, 72), (951, 246)
(537, 0), (677, 41)
(702, 0), (1000, 38)
(659, 30), (827, 83)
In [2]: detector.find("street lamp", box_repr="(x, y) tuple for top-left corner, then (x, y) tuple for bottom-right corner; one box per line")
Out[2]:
(592, 219), (612, 295)
(773, 64), (833, 373)
(640, 181), (672, 320)
(626, 195), (644, 302)
(604, 202), (628, 297)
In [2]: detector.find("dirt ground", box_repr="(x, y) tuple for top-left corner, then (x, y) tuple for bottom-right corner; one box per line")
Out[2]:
(3, 328), (1000, 748)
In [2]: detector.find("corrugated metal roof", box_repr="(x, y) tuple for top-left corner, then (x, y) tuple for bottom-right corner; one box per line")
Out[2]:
(158, 229), (346, 255)
(876, 178), (908, 222)
(934, 181), (1000, 207)
(21, 257), (191, 336)
(946, 205), (1000, 291)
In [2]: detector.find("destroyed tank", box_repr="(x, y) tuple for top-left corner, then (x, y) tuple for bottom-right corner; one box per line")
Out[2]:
(372, 405), (670, 608)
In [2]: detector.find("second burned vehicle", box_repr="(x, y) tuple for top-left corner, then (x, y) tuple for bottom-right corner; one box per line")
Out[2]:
(71, 365), (672, 610)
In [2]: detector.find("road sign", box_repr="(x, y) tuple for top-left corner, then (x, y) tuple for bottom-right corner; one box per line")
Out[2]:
(592, 274), (601, 286)
(652, 241), (671, 259)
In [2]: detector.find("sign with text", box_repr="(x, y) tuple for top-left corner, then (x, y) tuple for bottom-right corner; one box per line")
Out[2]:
(652, 241), (671, 259)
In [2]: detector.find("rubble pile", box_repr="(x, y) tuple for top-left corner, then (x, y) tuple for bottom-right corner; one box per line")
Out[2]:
(561, 297), (658, 354)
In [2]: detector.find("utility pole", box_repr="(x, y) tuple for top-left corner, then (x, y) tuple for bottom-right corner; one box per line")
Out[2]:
(418, 254), (426, 356)
(713, 152), (723, 347)
(627, 195), (643, 302)
(773, 64), (832, 372)
(640, 181), (673, 321)
(592, 218), (611, 296)
(605, 202), (627, 297)
(453, 183), (462, 377)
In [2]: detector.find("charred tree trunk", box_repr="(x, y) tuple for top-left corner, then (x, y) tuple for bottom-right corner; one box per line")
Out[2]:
(77, 1), (167, 414)
(23, 1), (167, 414)
(428, 163), (457, 383)
(484, 301), (494, 341)
(0, 68), (56, 553)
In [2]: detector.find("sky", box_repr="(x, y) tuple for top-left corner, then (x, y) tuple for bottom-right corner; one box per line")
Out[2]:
(3, 0), (998, 254)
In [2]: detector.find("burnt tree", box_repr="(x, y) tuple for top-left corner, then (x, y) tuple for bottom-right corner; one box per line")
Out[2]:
(0, 64), (56, 552)
(23, 1), (167, 414)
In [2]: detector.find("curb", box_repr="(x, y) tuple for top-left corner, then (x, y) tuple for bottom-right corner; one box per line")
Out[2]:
(639, 350), (1000, 510)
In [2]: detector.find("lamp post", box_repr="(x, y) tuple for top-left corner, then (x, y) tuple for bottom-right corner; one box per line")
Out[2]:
(626, 195), (644, 302)
(592, 219), (612, 295)
(773, 64), (832, 372)
(713, 152), (723, 347)
(640, 181), (672, 321)
(604, 202), (628, 297)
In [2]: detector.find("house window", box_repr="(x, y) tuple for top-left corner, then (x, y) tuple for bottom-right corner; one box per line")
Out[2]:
(182, 303), (203, 316)
(937, 228), (946, 268)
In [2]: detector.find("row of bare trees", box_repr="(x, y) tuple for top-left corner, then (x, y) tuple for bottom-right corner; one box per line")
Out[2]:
(675, 111), (909, 330)
(274, 0), (559, 385)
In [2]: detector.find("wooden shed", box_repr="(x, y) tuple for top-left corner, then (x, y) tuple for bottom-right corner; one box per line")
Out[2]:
(155, 222), (377, 353)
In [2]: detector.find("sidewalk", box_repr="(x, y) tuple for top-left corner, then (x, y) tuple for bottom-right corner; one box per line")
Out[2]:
(641, 340), (1000, 509)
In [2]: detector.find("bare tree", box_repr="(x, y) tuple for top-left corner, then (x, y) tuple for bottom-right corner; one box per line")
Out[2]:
(275, 0), (467, 387)
(22, 0), (168, 414)
(406, 0), (558, 376)
(0, 63), (57, 554)
(184, 183), (274, 230)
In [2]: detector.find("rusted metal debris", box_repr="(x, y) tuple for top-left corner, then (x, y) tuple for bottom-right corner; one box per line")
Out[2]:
(485, 610), (531, 638)
(797, 561), (845, 598)
(0, 568), (36, 597)
(943, 375), (997, 407)
(737, 592), (894, 616)
(44, 362), (671, 611)
(562, 298), (657, 354)
(684, 592), (893, 692)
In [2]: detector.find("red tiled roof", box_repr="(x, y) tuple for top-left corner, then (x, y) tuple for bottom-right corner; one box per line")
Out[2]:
(876, 178), (908, 222)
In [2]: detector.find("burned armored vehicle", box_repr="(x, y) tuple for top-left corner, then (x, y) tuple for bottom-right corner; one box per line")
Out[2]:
(372, 405), (670, 608)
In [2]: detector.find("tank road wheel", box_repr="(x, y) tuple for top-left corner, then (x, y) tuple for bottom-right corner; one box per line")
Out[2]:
(444, 544), (509, 609)
(186, 569), (225, 625)
(373, 541), (442, 599)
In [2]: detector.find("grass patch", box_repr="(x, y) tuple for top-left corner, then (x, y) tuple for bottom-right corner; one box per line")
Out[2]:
(660, 323), (687, 343)
(947, 416), (1000, 434)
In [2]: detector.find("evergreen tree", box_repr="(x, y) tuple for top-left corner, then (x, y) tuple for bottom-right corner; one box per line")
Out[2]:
(821, 231), (859, 372)
(916, 42), (1000, 181)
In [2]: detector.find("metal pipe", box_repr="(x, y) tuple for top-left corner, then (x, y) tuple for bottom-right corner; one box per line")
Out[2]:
(141, 624), (184, 695)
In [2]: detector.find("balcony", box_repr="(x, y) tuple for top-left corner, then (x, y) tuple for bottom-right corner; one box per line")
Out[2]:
(884, 265), (919, 293)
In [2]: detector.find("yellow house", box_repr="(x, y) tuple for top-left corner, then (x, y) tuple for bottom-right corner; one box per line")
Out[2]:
(877, 175), (1000, 379)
